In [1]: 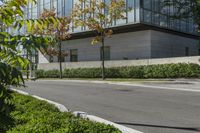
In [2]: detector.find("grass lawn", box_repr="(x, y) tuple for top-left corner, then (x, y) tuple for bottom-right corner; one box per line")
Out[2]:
(4, 92), (121, 133)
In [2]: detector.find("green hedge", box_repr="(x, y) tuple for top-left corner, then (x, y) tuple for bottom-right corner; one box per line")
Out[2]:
(6, 93), (121, 133)
(35, 63), (200, 79)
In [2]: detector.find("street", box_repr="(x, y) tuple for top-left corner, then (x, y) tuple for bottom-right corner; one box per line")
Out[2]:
(21, 80), (200, 133)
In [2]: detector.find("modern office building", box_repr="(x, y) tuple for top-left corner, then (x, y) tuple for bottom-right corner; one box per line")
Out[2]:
(24, 0), (199, 63)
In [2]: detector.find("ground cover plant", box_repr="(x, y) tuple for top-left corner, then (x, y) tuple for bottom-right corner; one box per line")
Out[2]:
(5, 92), (121, 133)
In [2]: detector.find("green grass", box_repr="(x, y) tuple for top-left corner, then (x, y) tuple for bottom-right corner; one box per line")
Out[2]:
(6, 93), (121, 133)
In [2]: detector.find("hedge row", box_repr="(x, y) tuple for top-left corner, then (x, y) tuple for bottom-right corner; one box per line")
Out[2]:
(35, 63), (200, 79)
(6, 93), (120, 133)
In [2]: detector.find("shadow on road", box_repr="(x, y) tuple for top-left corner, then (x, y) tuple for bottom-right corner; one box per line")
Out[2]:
(115, 122), (200, 132)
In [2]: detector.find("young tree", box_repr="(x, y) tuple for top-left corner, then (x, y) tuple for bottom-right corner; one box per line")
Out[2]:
(72, 0), (127, 80)
(29, 9), (71, 79)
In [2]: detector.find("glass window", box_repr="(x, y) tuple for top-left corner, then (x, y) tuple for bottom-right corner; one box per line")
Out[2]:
(152, 13), (159, 25)
(52, 0), (57, 10)
(49, 55), (54, 62)
(135, 0), (140, 22)
(57, 0), (62, 16)
(127, 0), (134, 22)
(143, 10), (152, 23)
(160, 15), (168, 27)
(70, 49), (78, 62)
(65, 0), (72, 16)
(40, 0), (44, 13)
(73, 0), (82, 32)
(32, 3), (37, 19)
(143, 0), (151, 10)
(180, 20), (187, 32)
(185, 47), (189, 56)
(44, 0), (51, 10)
(198, 49), (200, 55)
(104, 0), (110, 16)
(152, 0), (159, 12)
(100, 46), (110, 61)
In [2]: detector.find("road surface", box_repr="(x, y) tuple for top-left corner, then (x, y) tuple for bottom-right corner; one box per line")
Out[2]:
(20, 80), (200, 133)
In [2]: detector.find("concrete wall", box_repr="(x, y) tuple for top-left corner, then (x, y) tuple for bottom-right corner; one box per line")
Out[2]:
(39, 30), (152, 63)
(38, 30), (200, 64)
(63, 30), (152, 61)
(151, 30), (199, 58)
(38, 56), (200, 70)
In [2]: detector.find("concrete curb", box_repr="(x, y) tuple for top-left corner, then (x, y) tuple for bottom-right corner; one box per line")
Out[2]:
(32, 95), (69, 112)
(11, 88), (69, 112)
(11, 88), (143, 133)
(73, 111), (143, 133)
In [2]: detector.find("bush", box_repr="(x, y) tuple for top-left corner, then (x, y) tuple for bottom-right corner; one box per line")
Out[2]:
(35, 69), (45, 78)
(35, 63), (200, 79)
(6, 93), (121, 133)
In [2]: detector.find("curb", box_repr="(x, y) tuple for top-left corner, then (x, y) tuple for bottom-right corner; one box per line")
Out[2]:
(73, 111), (143, 133)
(11, 88), (69, 112)
(11, 88), (143, 133)
(32, 95), (69, 112)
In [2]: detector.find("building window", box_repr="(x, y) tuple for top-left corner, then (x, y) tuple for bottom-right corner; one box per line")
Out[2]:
(64, 0), (72, 16)
(70, 49), (78, 62)
(100, 46), (110, 61)
(49, 55), (53, 63)
(185, 47), (189, 56)
(198, 49), (200, 55)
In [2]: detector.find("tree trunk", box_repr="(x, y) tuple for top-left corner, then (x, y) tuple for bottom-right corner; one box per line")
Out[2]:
(59, 40), (63, 79)
(101, 35), (105, 80)
(26, 52), (29, 79)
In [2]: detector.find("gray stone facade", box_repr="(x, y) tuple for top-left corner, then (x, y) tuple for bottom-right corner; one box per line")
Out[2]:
(38, 30), (199, 64)
(38, 56), (200, 70)
(151, 30), (199, 58)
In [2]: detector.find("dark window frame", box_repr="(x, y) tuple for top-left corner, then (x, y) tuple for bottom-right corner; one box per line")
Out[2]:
(100, 46), (110, 61)
(185, 47), (189, 56)
(70, 49), (78, 62)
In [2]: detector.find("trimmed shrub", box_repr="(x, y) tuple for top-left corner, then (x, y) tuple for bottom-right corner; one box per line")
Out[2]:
(7, 93), (121, 133)
(35, 63), (200, 79)
(35, 69), (45, 78)
(44, 69), (60, 78)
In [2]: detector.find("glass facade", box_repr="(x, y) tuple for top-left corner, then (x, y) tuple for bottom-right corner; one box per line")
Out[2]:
(23, 0), (196, 34)
(140, 0), (197, 33)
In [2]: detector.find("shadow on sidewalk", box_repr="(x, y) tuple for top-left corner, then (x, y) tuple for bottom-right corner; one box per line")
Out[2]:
(115, 122), (200, 132)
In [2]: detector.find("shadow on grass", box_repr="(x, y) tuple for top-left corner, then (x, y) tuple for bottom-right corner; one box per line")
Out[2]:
(0, 113), (15, 133)
(115, 122), (200, 132)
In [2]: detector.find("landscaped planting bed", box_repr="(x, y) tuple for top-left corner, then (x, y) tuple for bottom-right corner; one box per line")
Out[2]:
(2, 92), (121, 133)
(35, 63), (200, 79)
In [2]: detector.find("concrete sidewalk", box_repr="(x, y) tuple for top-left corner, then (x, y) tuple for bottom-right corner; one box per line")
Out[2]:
(37, 78), (200, 92)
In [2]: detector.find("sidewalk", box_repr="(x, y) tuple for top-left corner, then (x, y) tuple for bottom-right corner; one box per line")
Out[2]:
(35, 78), (200, 92)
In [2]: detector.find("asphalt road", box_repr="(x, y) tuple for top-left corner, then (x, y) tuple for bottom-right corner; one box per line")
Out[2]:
(21, 80), (200, 133)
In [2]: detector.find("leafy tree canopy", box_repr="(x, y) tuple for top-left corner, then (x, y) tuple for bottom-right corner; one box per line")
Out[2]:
(0, 1), (51, 130)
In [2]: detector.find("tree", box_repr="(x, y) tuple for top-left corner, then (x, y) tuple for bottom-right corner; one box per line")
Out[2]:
(0, 0), (49, 131)
(29, 8), (71, 79)
(72, 0), (127, 80)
